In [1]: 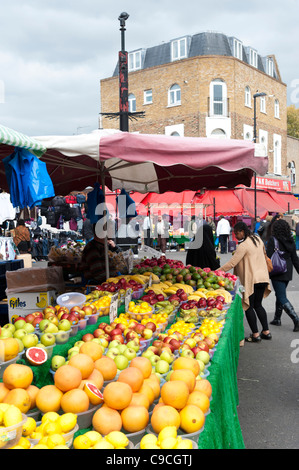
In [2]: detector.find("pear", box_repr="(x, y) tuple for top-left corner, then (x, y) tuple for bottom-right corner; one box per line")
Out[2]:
(51, 355), (66, 371)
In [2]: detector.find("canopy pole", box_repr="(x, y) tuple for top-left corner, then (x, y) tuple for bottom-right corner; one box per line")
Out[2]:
(100, 163), (110, 280)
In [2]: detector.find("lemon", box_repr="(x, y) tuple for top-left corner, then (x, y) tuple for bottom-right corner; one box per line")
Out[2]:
(10, 445), (25, 449)
(105, 431), (129, 449)
(157, 425), (177, 444)
(3, 405), (23, 427)
(30, 432), (43, 441)
(39, 436), (50, 445)
(0, 409), (4, 425)
(159, 437), (178, 449)
(22, 417), (36, 437)
(175, 438), (193, 449)
(93, 439), (114, 449)
(0, 403), (10, 413)
(57, 413), (77, 434)
(141, 443), (161, 449)
(42, 411), (60, 424)
(47, 433), (66, 449)
(140, 433), (158, 449)
(73, 434), (92, 449)
(18, 436), (31, 449)
(32, 444), (49, 449)
(43, 421), (62, 436)
(84, 430), (102, 446)
(54, 444), (70, 449)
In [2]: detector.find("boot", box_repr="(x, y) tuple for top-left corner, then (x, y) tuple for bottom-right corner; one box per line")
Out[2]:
(270, 302), (283, 326)
(282, 301), (299, 332)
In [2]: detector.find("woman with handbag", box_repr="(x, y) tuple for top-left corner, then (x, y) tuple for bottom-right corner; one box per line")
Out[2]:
(266, 219), (299, 332)
(220, 222), (271, 343)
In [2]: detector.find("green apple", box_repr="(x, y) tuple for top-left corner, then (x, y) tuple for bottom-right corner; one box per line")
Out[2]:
(196, 351), (210, 365)
(39, 319), (50, 331)
(51, 355), (66, 371)
(15, 338), (24, 353)
(108, 339), (122, 349)
(180, 349), (195, 358)
(23, 323), (35, 334)
(165, 370), (173, 381)
(149, 354), (160, 366)
(155, 359), (170, 374)
(114, 354), (129, 371)
(126, 339), (140, 352)
(40, 333), (56, 347)
(67, 346), (80, 357)
(14, 319), (26, 330)
(142, 349), (155, 359)
(74, 341), (85, 349)
(0, 329), (13, 339)
(160, 351), (175, 364)
(123, 347), (137, 361)
(95, 337), (108, 349)
(106, 348), (119, 360)
(196, 358), (205, 373)
(13, 329), (27, 340)
(55, 331), (69, 344)
(117, 344), (128, 355)
(142, 328), (153, 340)
(43, 323), (58, 334)
(2, 323), (16, 334)
(22, 333), (39, 349)
(58, 319), (71, 331)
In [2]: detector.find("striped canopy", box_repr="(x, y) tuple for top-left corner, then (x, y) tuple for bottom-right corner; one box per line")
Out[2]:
(0, 124), (46, 156)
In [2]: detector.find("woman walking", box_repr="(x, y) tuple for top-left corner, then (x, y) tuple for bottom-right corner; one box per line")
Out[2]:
(220, 221), (271, 342)
(266, 219), (299, 332)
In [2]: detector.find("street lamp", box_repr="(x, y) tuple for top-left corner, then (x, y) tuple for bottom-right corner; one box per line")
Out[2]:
(118, 12), (130, 132)
(253, 92), (267, 222)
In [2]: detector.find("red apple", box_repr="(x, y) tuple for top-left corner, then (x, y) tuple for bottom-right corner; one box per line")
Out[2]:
(93, 328), (106, 338)
(32, 317), (43, 327)
(82, 333), (94, 342)
(111, 334), (124, 344)
(169, 338), (181, 350)
(152, 340), (164, 349)
(31, 311), (44, 319)
(110, 328), (123, 337)
(25, 314), (35, 324)
(104, 325), (114, 334)
(43, 306), (56, 317)
(82, 305), (94, 316)
(126, 330), (139, 341)
(134, 324), (146, 335)
(115, 323), (126, 333)
(196, 341), (210, 353)
(145, 322), (157, 333)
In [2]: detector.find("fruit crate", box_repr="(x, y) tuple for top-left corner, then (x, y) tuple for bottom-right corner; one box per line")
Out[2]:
(0, 413), (27, 449)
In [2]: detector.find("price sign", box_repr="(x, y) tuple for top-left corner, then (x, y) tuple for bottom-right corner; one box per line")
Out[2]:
(148, 274), (153, 287)
(125, 288), (132, 311)
(109, 298), (118, 323)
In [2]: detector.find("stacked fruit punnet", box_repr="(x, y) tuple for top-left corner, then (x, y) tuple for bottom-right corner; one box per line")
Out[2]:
(0, 403), (26, 448)
(0, 363), (38, 413)
(73, 430), (131, 449)
(140, 426), (194, 449)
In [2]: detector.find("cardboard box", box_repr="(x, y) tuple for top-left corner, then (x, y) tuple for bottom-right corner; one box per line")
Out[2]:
(6, 266), (65, 294)
(8, 290), (58, 322)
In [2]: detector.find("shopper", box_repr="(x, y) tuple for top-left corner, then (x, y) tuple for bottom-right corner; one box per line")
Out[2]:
(253, 216), (261, 234)
(263, 213), (283, 244)
(207, 216), (216, 232)
(186, 221), (220, 270)
(143, 212), (151, 247)
(82, 217), (94, 244)
(266, 219), (299, 332)
(258, 215), (272, 243)
(156, 215), (167, 253)
(216, 215), (231, 254)
(220, 221), (271, 342)
(13, 219), (31, 254)
(187, 216), (198, 240)
(296, 221), (299, 251)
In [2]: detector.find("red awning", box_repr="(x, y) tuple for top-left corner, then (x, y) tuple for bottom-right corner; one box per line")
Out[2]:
(233, 188), (286, 218)
(192, 189), (245, 217)
(268, 191), (299, 212)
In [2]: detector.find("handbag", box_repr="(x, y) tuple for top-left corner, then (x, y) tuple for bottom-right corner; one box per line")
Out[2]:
(271, 237), (287, 274)
(265, 255), (273, 273)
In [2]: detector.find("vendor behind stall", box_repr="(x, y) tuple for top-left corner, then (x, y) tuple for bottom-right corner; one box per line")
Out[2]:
(13, 219), (31, 254)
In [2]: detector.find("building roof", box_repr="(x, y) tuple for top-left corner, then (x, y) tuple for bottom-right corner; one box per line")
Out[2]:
(112, 31), (279, 80)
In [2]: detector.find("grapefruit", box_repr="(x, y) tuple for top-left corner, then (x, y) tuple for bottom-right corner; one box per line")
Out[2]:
(151, 405), (181, 434)
(187, 391), (210, 414)
(68, 353), (94, 379)
(129, 392), (150, 409)
(36, 385), (63, 413)
(54, 365), (82, 392)
(172, 357), (200, 377)
(79, 342), (103, 361)
(86, 368), (104, 390)
(117, 367), (144, 392)
(144, 377), (160, 400)
(138, 382), (155, 405)
(26, 384), (40, 410)
(2, 363), (33, 389)
(0, 383), (9, 402)
(160, 381), (189, 410)
(193, 379), (212, 398)
(121, 405), (149, 433)
(3, 388), (31, 413)
(169, 369), (196, 393)
(179, 404), (205, 433)
(83, 382), (104, 406)
(0, 338), (19, 361)
(103, 382), (132, 410)
(92, 406), (122, 435)
(60, 389), (90, 414)
(25, 347), (47, 366)
(129, 357), (152, 378)
(94, 356), (117, 381)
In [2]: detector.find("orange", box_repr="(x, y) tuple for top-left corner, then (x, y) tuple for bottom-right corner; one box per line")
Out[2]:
(103, 382), (132, 410)
(129, 357), (152, 379)
(94, 356), (117, 381)
(79, 342), (103, 361)
(3, 388), (31, 413)
(117, 367), (144, 392)
(169, 369), (196, 393)
(121, 406), (149, 433)
(60, 388), (90, 414)
(26, 385), (40, 410)
(68, 353), (94, 379)
(187, 391), (210, 414)
(129, 392), (150, 409)
(172, 357), (200, 377)
(0, 338), (19, 361)
(151, 405), (181, 434)
(143, 377), (160, 401)
(86, 368), (104, 390)
(179, 404), (205, 433)
(54, 365), (82, 392)
(193, 379), (212, 399)
(0, 382), (9, 401)
(2, 363), (33, 390)
(36, 385), (63, 413)
(160, 381), (189, 410)
(92, 405), (122, 435)
(138, 382), (155, 405)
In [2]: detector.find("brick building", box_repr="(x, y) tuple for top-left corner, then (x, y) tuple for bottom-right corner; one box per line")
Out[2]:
(100, 31), (288, 182)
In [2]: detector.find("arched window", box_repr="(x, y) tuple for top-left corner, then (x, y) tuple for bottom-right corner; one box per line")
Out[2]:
(168, 84), (181, 106)
(170, 131), (180, 136)
(211, 128), (227, 139)
(210, 79), (227, 116)
(128, 93), (136, 113)
(245, 86), (251, 107)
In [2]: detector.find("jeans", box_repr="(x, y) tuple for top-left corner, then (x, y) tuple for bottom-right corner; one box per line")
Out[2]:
(219, 234), (228, 253)
(245, 282), (269, 334)
(271, 279), (289, 306)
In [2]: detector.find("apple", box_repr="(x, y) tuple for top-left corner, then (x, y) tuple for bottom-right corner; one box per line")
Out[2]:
(67, 346), (80, 357)
(24, 314), (35, 324)
(196, 350), (210, 365)
(152, 340), (164, 350)
(110, 328), (123, 337)
(81, 305), (93, 316)
(43, 306), (56, 316)
(13, 329), (27, 340)
(146, 346), (160, 356)
(56, 331), (70, 344)
(180, 349), (195, 358)
(203, 337), (215, 349)
(196, 359), (206, 374)
(126, 339), (140, 352)
(134, 324), (146, 335)
(115, 323), (126, 333)
(169, 338), (181, 350)
(109, 339), (122, 349)
(51, 355), (66, 371)
(70, 306), (81, 314)
(15, 338), (24, 353)
(39, 319), (50, 331)
(104, 325), (114, 335)
(142, 349), (155, 359)
(22, 333), (39, 349)
(58, 319), (71, 331)
(31, 311), (44, 319)
(184, 338), (197, 349)
(155, 359), (170, 374)
(161, 344), (175, 354)
(43, 323), (58, 334)
(14, 319), (26, 330)
(206, 333), (219, 345)
(145, 322), (157, 333)
(124, 348), (137, 361)
(0, 329), (13, 339)
(2, 323), (16, 334)
(23, 323), (35, 334)
(196, 341), (210, 353)
(74, 341), (85, 349)
(160, 350), (175, 364)
(47, 315), (59, 327)
(32, 317), (43, 328)
(67, 314), (79, 325)
(106, 348), (119, 360)
(142, 329), (153, 340)
(82, 333), (94, 342)
(149, 354), (160, 366)
(40, 333), (56, 347)
(126, 331), (139, 342)
(117, 344), (127, 355)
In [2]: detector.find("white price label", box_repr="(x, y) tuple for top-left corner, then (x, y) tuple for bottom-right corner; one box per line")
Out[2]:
(148, 275), (152, 287)
(125, 288), (132, 311)
(109, 299), (118, 323)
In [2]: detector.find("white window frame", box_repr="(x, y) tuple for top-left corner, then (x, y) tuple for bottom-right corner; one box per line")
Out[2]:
(274, 99), (280, 118)
(144, 89), (152, 105)
(273, 134), (281, 175)
(209, 79), (227, 117)
(128, 93), (136, 112)
(267, 58), (274, 77)
(165, 123), (184, 137)
(259, 129), (268, 155)
(249, 49), (258, 68)
(171, 38), (187, 61)
(243, 124), (253, 141)
(128, 51), (142, 72)
(260, 96), (266, 114)
(233, 39), (243, 60)
(245, 86), (251, 107)
(168, 84), (181, 107)
(290, 161), (296, 186)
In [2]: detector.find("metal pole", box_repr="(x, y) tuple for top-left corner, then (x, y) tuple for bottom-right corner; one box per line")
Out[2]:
(118, 13), (129, 132)
(100, 162), (110, 280)
(253, 96), (257, 222)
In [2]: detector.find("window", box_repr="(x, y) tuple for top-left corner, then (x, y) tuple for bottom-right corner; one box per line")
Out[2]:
(128, 51), (141, 72)
(260, 96), (266, 113)
(274, 99), (280, 118)
(171, 38), (187, 61)
(273, 135), (281, 174)
(245, 86), (251, 107)
(211, 128), (227, 139)
(233, 39), (243, 60)
(259, 130), (268, 155)
(168, 84), (181, 106)
(128, 93), (136, 112)
(144, 89), (152, 104)
(165, 123), (184, 137)
(243, 124), (253, 141)
(249, 49), (258, 68)
(210, 79), (227, 116)
(171, 132), (180, 136)
(290, 161), (296, 186)
(267, 58), (274, 77)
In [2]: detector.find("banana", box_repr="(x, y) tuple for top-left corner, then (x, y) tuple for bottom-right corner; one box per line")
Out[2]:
(142, 272), (160, 282)
(36, 298), (47, 309)
(163, 281), (173, 287)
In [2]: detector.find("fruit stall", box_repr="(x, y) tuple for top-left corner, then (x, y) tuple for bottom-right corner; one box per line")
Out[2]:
(0, 255), (245, 450)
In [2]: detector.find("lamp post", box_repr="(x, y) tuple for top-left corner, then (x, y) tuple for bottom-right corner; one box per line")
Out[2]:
(253, 92), (267, 222)
(118, 12), (129, 132)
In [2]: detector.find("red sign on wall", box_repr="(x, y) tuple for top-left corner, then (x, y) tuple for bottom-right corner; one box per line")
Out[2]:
(251, 177), (291, 192)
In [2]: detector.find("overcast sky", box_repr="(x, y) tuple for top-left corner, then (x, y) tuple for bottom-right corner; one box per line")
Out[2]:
(0, 0), (299, 137)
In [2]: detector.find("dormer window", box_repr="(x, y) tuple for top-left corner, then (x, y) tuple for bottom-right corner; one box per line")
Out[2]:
(267, 58), (274, 77)
(233, 39), (243, 60)
(249, 48), (258, 68)
(171, 37), (187, 61)
(128, 50), (142, 72)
